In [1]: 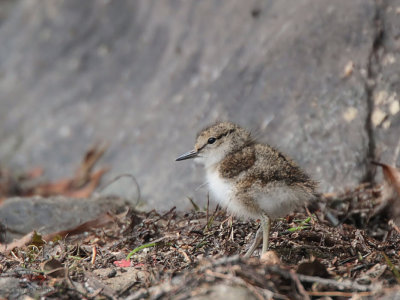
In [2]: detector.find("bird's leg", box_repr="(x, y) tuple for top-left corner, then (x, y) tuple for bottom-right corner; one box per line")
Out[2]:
(244, 225), (263, 258)
(261, 214), (271, 255)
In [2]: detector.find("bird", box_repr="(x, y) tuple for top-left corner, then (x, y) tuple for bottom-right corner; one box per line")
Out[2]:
(176, 121), (318, 257)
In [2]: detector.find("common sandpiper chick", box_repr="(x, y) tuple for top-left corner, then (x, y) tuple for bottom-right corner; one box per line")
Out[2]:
(176, 122), (318, 257)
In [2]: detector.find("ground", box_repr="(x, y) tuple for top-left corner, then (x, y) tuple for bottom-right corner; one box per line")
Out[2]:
(1, 182), (400, 299)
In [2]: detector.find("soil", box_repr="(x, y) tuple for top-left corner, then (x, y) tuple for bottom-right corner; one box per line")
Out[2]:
(1, 183), (400, 299)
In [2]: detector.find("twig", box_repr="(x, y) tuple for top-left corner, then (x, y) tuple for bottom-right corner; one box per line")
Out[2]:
(10, 250), (23, 263)
(125, 288), (149, 300)
(156, 206), (176, 222)
(220, 215), (234, 241)
(267, 266), (374, 292)
(297, 274), (372, 292)
(198, 255), (241, 272)
(206, 193), (210, 225)
(98, 173), (141, 206)
(118, 281), (140, 298)
(91, 245), (97, 264)
(84, 271), (118, 300)
(166, 208), (176, 229)
(289, 270), (310, 300)
(126, 256), (284, 300)
(125, 280), (178, 300)
(195, 181), (208, 191)
(65, 268), (88, 298)
(177, 249), (191, 263)
(307, 291), (373, 297)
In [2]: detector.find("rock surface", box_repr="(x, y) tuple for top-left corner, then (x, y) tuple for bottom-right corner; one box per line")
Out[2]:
(0, 0), (398, 210)
(191, 284), (258, 300)
(0, 196), (126, 243)
(93, 267), (149, 293)
(0, 277), (20, 299)
(369, 0), (400, 170)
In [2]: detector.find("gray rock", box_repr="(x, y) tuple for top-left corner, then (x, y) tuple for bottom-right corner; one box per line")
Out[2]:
(0, 0), (395, 211)
(369, 0), (400, 170)
(0, 0), (16, 25)
(93, 267), (150, 292)
(0, 277), (20, 299)
(0, 273), (59, 299)
(0, 196), (126, 242)
(191, 284), (258, 300)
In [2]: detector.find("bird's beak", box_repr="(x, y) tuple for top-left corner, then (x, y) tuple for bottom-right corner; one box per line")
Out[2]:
(176, 149), (198, 161)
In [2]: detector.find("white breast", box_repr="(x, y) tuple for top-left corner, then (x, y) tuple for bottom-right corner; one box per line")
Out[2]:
(207, 170), (232, 204)
(206, 170), (246, 217)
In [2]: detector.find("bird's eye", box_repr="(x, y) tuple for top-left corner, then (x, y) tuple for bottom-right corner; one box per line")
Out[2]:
(208, 137), (216, 144)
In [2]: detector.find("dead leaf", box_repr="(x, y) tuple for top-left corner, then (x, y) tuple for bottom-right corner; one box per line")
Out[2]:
(30, 231), (46, 247)
(0, 167), (44, 200)
(0, 212), (120, 253)
(32, 144), (108, 198)
(65, 168), (108, 198)
(0, 231), (34, 254)
(114, 259), (131, 267)
(371, 161), (400, 225)
(342, 60), (354, 78)
(42, 257), (66, 278)
(73, 143), (108, 188)
(21, 167), (44, 180)
(0, 144), (108, 200)
(376, 162), (400, 196)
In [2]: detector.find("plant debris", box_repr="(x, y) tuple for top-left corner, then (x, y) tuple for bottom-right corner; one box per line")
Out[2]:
(0, 144), (108, 202)
(1, 181), (400, 299)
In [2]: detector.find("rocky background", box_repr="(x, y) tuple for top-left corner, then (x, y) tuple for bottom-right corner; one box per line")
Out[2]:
(0, 0), (399, 210)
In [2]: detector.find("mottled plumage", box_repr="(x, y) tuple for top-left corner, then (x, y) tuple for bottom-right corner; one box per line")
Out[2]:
(176, 121), (317, 257)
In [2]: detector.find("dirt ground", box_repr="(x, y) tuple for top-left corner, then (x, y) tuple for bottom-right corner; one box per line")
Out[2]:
(1, 181), (400, 299)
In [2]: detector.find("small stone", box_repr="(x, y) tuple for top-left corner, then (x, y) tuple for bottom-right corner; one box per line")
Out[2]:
(343, 107), (358, 122)
(374, 90), (388, 105)
(371, 109), (387, 127)
(382, 120), (391, 129)
(0, 278), (20, 298)
(357, 277), (372, 285)
(192, 284), (258, 300)
(342, 61), (354, 78)
(382, 53), (396, 66)
(107, 269), (117, 278)
(260, 250), (281, 265)
(389, 100), (400, 115)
